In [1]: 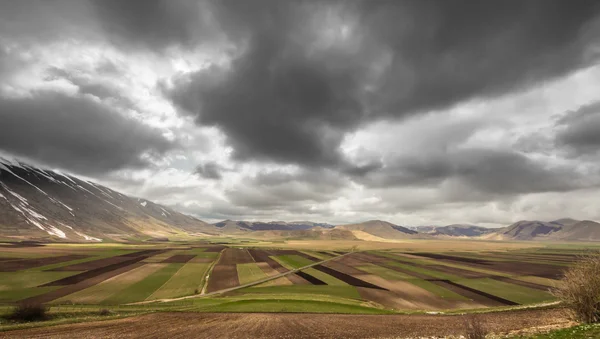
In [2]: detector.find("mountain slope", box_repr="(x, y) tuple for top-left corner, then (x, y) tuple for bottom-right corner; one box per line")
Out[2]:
(415, 224), (499, 237)
(335, 220), (420, 240)
(487, 219), (600, 241)
(212, 220), (334, 233)
(554, 220), (600, 241)
(0, 157), (215, 242)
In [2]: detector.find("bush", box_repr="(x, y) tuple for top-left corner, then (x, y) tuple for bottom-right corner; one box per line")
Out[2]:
(8, 303), (48, 322)
(99, 308), (112, 316)
(552, 251), (600, 323)
(463, 314), (488, 339)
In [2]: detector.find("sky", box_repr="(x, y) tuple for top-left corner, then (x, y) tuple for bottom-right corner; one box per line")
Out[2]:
(1, 0), (600, 227)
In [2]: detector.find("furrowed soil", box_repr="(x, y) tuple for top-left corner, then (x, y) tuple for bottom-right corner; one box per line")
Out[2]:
(0, 308), (570, 339)
(205, 265), (239, 292)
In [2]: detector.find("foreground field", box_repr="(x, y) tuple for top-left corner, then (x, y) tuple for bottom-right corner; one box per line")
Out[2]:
(0, 239), (594, 315)
(0, 308), (572, 339)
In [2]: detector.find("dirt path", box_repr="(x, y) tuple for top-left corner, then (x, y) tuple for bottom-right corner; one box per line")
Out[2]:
(0, 308), (571, 339)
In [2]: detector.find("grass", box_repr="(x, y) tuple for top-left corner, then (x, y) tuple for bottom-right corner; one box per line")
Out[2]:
(356, 264), (415, 280)
(406, 279), (469, 300)
(53, 264), (168, 304)
(301, 268), (348, 286)
(197, 299), (392, 314)
(236, 263), (268, 285)
(300, 251), (332, 260)
(238, 285), (361, 300)
(386, 261), (463, 280)
(102, 264), (184, 304)
(149, 262), (210, 299)
(456, 278), (554, 304)
(511, 323), (600, 338)
(271, 255), (315, 269)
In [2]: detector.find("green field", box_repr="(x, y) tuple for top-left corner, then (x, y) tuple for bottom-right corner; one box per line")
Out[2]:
(236, 263), (268, 285)
(0, 241), (592, 316)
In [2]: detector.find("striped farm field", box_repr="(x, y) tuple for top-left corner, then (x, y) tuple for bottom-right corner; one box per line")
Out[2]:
(149, 262), (211, 299)
(237, 263), (268, 285)
(0, 241), (591, 315)
(102, 263), (184, 304)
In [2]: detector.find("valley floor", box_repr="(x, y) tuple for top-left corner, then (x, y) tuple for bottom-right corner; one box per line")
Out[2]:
(0, 308), (571, 339)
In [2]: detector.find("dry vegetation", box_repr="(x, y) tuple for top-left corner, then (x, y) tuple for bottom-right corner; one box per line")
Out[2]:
(552, 251), (600, 323)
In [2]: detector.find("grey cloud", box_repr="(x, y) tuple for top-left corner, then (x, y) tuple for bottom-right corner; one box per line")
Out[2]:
(361, 148), (588, 197)
(556, 101), (600, 155)
(90, 0), (219, 50)
(0, 91), (175, 175)
(194, 162), (224, 180)
(164, 0), (600, 169)
(45, 67), (135, 109)
(225, 169), (348, 210)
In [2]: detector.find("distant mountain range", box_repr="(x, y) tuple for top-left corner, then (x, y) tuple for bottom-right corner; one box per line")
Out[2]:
(1, 157), (600, 242)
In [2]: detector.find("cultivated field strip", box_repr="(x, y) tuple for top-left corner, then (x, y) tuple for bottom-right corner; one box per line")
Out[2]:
(0, 254), (88, 271)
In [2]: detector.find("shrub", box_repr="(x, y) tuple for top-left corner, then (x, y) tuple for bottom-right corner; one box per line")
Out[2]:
(552, 251), (600, 323)
(99, 308), (112, 316)
(8, 303), (48, 322)
(463, 314), (488, 339)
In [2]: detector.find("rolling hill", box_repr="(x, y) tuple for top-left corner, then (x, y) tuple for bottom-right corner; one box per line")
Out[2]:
(334, 220), (421, 241)
(486, 219), (600, 241)
(0, 157), (216, 242)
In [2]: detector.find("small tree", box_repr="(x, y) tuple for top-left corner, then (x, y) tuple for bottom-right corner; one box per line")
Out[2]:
(462, 314), (488, 339)
(552, 251), (600, 323)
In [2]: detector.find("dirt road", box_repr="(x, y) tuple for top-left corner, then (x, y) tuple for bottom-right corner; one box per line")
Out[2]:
(0, 308), (571, 339)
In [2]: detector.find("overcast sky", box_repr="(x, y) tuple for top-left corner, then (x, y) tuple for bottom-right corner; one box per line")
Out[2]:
(1, 0), (600, 226)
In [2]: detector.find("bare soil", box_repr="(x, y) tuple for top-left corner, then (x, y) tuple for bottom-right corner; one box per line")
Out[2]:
(0, 308), (570, 339)
(219, 249), (254, 265)
(295, 271), (326, 285)
(205, 264), (239, 292)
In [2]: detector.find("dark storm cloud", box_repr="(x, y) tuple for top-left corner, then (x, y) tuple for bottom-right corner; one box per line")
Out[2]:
(0, 91), (175, 175)
(194, 162), (224, 180)
(161, 0), (600, 168)
(556, 101), (600, 156)
(361, 148), (587, 196)
(90, 0), (218, 50)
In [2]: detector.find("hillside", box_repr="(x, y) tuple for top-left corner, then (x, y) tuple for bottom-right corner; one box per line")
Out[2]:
(0, 157), (216, 242)
(212, 220), (334, 233)
(335, 220), (420, 240)
(487, 219), (600, 241)
(415, 224), (500, 237)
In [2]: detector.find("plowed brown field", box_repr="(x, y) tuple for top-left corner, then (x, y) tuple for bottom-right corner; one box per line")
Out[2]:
(0, 309), (570, 339)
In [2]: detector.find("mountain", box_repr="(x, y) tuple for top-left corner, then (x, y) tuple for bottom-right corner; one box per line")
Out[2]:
(415, 224), (500, 237)
(0, 157), (216, 242)
(552, 220), (600, 241)
(334, 220), (420, 241)
(212, 220), (334, 233)
(487, 219), (600, 241)
(488, 220), (563, 240)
